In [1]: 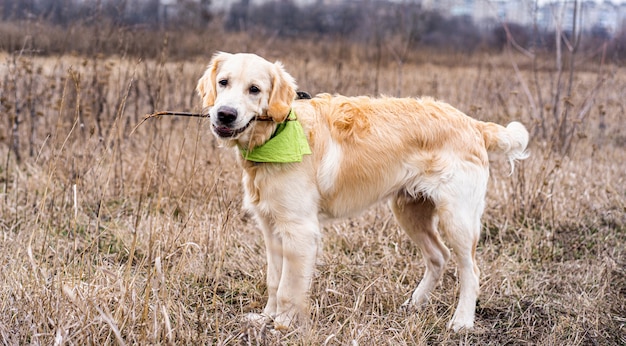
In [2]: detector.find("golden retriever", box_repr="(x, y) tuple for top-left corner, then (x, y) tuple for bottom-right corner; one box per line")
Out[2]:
(196, 52), (529, 332)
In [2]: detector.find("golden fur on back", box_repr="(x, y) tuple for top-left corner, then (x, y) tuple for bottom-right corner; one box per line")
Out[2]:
(196, 52), (529, 332)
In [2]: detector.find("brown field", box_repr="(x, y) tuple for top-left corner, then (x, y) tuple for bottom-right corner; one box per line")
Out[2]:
(0, 35), (625, 345)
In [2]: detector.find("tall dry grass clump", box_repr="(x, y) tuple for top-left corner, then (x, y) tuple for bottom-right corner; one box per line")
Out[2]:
(0, 32), (624, 345)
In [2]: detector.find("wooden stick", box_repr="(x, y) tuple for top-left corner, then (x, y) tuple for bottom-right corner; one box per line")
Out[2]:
(150, 111), (209, 118)
(131, 111), (208, 134)
(131, 110), (280, 135)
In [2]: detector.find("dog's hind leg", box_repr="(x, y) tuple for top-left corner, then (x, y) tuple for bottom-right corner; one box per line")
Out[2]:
(437, 171), (487, 332)
(391, 194), (450, 310)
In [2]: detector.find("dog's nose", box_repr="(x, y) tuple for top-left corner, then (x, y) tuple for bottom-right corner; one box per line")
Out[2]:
(216, 106), (238, 125)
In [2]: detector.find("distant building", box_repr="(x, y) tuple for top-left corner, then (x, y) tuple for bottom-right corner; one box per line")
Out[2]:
(538, 1), (623, 34)
(208, 0), (624, 33)
(210, 0), (239, 11)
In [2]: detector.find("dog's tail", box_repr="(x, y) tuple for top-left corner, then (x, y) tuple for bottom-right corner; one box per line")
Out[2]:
(479, 121), (529, 172)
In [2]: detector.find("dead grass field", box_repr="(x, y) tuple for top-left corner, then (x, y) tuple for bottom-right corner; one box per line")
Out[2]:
(0, 40), (625, 345)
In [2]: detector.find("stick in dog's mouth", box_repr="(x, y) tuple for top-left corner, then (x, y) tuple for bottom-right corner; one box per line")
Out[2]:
(131, 110), (281, 135)
(131, 111), (209, 134)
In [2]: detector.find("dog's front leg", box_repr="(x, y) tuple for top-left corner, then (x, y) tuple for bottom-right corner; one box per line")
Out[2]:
(259, 220), (283, 317)
(272, 220), (319, 330)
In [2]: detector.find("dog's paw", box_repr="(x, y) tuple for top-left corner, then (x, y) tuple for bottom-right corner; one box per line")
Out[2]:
(271, 309), (313, 333)
(272, 310), (297, 331)
(244, 313), (272, 327)
(245, 312), (295, 334)
(238, 313), (284, 344)
(447, 317), (474, 332)
(400, 296), (428, 313)
(399, 299), (413, 312)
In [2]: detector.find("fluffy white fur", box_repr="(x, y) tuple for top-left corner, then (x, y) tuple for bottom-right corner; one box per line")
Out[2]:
(196, 52), (529, 332)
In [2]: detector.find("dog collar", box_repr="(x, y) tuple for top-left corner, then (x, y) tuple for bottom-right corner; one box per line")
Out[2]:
(239, 109), (312, 163)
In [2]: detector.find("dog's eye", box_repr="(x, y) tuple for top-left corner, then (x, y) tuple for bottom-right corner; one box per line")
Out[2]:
(218, 79), (228, 87)
(249, 85), (260, 94)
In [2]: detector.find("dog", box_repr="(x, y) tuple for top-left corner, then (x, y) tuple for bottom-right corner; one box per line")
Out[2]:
(196, 52), (529, 332)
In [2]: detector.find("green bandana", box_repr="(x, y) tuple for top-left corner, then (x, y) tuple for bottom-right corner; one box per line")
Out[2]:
(239, 110), (312, 163)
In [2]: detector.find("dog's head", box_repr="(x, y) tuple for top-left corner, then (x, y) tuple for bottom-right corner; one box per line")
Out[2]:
(196, 52), (297, 146)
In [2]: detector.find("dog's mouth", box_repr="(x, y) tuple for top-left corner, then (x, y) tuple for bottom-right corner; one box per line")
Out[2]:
(212, 120), (252, 138)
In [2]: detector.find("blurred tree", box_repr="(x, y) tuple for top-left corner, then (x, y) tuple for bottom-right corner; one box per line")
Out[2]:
(0, 0), (621, 59)
(225, 0), (250, 32)
(492, 22), (532, 51)
(199, 0), (212, 22)
(3, 0), (36, 19)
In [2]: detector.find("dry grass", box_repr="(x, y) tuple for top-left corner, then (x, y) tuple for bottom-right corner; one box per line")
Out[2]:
(0, 39), (624, 345)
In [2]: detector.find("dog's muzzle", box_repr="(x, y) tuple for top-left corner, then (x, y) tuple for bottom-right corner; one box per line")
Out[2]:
(212, 106), (252, 138)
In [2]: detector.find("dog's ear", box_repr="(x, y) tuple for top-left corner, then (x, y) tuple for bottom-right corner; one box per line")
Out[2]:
(267, 61), (297, 122)
(197, 52), (231, 107)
